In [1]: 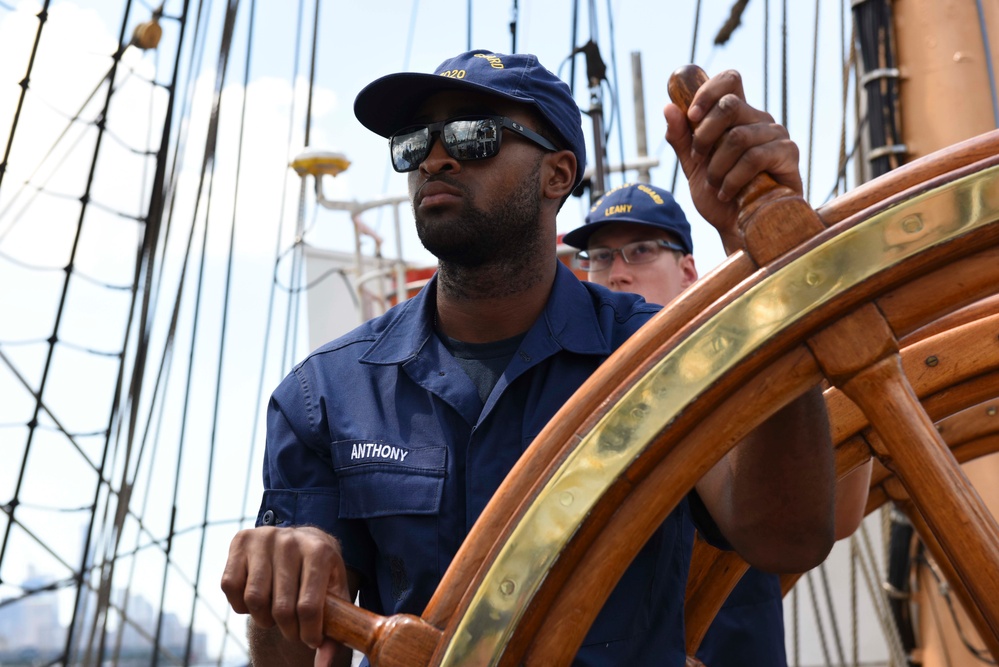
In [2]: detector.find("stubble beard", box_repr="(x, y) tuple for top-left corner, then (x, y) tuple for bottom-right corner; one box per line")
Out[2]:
(414, 160), (547, 299)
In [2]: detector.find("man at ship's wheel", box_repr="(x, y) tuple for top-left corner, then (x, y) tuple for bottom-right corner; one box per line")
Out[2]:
(221, 49), (837, 666)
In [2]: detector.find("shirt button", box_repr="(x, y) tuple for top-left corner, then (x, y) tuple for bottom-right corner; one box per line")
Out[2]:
(262, 509), (276, 525)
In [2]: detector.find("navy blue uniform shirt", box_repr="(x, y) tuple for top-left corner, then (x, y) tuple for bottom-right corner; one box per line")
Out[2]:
(258, 262), (714, 666)
(696, 566), (787, 667)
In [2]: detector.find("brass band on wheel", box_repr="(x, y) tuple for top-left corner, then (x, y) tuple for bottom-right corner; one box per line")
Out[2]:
(439, 165), (999, 666)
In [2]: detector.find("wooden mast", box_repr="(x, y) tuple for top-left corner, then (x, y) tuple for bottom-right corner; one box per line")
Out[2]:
(890, 2), (999, 665)
(894, 0), (999, 158)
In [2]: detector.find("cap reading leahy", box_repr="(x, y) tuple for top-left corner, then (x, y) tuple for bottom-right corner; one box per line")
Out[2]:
(353, 50), (587, 189)
(562, 182), (694, 254)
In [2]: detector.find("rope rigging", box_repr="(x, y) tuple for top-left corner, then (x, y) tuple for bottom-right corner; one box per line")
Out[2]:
(804, 0), (820, 202)
(0, 0), (217, 659)
(509, 0), (518, 53)
(0, 0), (52, 196)
(604, 0), (626, 192)
(763, 0), (769, 111)
(178, 0), (248, 660)
(78, 0), (191, 659)
(0, 14), (139, 651)
(0, 64), (164, 243)
(714, 0), (750, 46)
(0, 2), (996, 666)
(916, 549), (998, 665)
(670, 0), (702, 193)
(852, 0), (904, 178)
(147, 2), (242, 664)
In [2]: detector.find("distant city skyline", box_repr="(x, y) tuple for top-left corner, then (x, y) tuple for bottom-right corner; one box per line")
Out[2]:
(0, 566), (208, 665)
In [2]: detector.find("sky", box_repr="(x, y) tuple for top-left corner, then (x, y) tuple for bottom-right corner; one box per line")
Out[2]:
(1, 0), (858, 278)
(0, 0), (865, 663)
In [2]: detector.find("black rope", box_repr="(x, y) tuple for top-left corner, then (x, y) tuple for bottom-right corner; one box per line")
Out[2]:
(822, 116), (866, 204)
(0, 66), (124, 240)
(914, 551), (998, 665)
(241, 0), (281, 540)
(671, 0), (702, 193)
(0, 0), (122, 626)
(374, 0), (421, 209)
(280, 0), (308, 375)
(20, 423), (110, 438)
(714, 0), (750, 46)
(67, 1), (167, 658)
(151, 1), (241, 663)
(84, 194), (148, 221)
(1, 0), (205, 626)
(835, 0), (850, 199)
(886, 514), (919, 663)
(0, 248), (131, 290)
(151, 0), (216, 315)
(402, 0), (420, 71)
(781, 0), (788, 128)
(0, 516), (237, 667)
(88, 0), (215, 660)
(184, 0), (256, 659)
(100, 5), (196, 658)
(219, 0), (311, 652)
(569, 0), (579, 95)
(763, 0), (769, 110)
(587, 0), (600, 44)
(304, 0), (320, 149)
(852, 0), (904, 178)
(284, 0), (321, 371)
(99, 123), (159, 157)
(818, 562), (848, 667)
(272, 252), (357, 298)
(805, 0), (820, 201)
(228, 5), (265, 660)
(510, 0), (518, 53)
(605, 0), (626, 189)
(0, 348), (110, 482)
(0, 0), (52, 196)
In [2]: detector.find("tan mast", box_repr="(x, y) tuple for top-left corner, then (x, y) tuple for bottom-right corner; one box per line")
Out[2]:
(894, 0), (999, 158)
(892, 2), (999, 665)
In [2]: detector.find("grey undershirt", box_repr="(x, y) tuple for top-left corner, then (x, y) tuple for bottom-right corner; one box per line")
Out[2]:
(437, 331), (527, 404)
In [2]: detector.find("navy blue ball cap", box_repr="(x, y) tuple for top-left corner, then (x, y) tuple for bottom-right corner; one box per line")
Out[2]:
(562, 182), (694, 254)
(353, 50), (587, 189)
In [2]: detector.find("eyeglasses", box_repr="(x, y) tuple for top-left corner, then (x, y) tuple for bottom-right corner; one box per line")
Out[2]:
(574, 239), (687, 272)
(389, 115), (558, 172)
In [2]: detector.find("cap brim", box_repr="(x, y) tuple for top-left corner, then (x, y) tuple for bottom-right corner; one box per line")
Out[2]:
(562, 218), (692, 252)
(354, 72), (534, 137)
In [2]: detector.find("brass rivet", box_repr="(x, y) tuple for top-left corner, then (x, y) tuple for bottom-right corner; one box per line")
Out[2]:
(805, 271), (822, 286)
(987, 406), (997, 417)
(925, 355), (939, 367)
(500, 579), (516, 596)
(559, 491), (574, 506)
(901, 215), (923, 233)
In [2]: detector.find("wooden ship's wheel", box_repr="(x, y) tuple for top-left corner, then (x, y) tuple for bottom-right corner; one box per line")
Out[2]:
(316, 68), (999, 666)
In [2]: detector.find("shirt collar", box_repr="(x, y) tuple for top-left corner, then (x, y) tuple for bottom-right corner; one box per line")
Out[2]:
(541, 261), (612, 356)
(359, 262), (612, 365)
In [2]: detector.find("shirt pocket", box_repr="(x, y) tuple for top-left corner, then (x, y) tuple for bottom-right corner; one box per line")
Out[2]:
(331, 440), (447, 518)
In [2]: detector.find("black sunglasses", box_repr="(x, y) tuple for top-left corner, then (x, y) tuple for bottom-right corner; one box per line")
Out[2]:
(389, 115), (558, 173)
